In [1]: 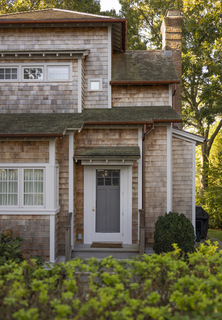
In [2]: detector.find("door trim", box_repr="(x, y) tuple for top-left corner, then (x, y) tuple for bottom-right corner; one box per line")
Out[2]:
(84, 165), (132, 244)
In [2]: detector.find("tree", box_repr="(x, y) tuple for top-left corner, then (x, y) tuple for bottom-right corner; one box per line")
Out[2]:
(119, 0), (222, 196)
(0, 0), (101, 14)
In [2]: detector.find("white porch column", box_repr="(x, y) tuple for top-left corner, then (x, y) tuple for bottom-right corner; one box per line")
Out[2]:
(69, 132), (74, 248)
(167, 125), (172, 212)
(138, 127), (143, 241)
(49, 139), (56, 262)
(192, 142), (196, 232)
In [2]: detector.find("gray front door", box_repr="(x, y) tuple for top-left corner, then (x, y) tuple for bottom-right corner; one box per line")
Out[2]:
(96, 170), (120, 233)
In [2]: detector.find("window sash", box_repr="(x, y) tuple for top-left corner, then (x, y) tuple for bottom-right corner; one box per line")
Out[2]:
(0, 168), (44, 207)
(0, 169), (18, 206)
(0, 68), (18, 80)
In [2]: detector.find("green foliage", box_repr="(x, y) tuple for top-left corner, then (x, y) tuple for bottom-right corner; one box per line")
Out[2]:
(1, 243), (222, 319)
(153, 212), (195, 254)
(0, 229), (24, 265)
(0, 0), (101, 14)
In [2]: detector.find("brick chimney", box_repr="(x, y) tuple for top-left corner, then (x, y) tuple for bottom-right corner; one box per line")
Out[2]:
(161, 10), (183, 118)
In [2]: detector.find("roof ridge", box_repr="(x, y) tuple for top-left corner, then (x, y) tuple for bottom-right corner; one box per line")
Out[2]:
(0, 8), (117, 20)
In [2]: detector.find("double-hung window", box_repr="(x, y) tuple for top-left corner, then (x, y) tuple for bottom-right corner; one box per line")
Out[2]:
(0, 168), (44, 207)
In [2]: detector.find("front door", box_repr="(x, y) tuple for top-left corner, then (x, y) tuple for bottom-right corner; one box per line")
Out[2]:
(96, 170), (120, 233)
(84, 166), (132, 244)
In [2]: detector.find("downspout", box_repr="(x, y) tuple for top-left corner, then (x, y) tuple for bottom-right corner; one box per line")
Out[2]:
(142, 122), (155, 210)
(172, 83), (176, 113)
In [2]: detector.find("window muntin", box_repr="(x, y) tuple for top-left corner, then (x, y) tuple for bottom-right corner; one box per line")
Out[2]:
(0, 168), (44, 207)
(47, 66), (69, 81)
(0, 68), (18, 80)
(23, 67), (43, 80)
(0, 169), (18, 206)
(24, 169), (44, 206)
(0, 64), (71, 82)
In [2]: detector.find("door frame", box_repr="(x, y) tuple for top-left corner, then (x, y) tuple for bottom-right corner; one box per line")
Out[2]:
(84, 165), (132, 244)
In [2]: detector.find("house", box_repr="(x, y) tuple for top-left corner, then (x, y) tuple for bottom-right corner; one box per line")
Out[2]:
(0, 8), (204, 261)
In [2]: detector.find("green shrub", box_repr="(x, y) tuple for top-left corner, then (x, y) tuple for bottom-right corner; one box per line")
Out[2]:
(0, 229), (24, 265)
(153, 211), (195, 254)
(1, 242), (222, 319)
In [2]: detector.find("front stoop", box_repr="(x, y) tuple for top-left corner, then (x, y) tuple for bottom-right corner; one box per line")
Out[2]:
(72, 244), (140, 259)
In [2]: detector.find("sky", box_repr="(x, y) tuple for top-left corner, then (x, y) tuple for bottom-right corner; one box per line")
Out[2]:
(100, 0), (121, 13)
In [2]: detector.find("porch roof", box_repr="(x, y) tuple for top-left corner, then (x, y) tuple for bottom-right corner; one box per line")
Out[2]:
(0, 106), (181, 137)
(74, 146), (140, 161)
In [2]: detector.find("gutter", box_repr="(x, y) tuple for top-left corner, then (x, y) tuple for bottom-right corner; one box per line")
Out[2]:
(110, 80), (181, 85)
(84, 119), (182, 126)
(0, 133), (64, 138)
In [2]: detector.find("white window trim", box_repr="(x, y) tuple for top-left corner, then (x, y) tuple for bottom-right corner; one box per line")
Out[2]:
(0, 163), (59, 215)
(0, 63), (72, 82)
(88, 78), (102, 91)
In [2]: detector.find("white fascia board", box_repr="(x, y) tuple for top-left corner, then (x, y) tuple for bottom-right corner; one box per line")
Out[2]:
(172, 128), (205, 144)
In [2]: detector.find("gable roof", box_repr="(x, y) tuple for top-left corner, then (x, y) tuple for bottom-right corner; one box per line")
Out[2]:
(0, 8), (113, 21)
(111, 51), (180, 84)
(0, 8), (126, 52)
(0, 106), (181, 137)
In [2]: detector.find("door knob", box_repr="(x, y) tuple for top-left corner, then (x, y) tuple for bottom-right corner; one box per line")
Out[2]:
(92, 207), (95, 212)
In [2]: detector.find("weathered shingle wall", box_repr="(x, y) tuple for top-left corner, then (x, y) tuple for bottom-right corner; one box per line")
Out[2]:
(144, 126), (167, 247)
(172, 137), (193, 220)
(0, 215), (50, 258)
(0, 141), (49, 163)
(0, 59), (78, 113)
(112, 86), (169, 107)
(0, 27), (109, 112)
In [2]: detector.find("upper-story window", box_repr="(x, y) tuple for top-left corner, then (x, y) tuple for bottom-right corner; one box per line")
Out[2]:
(0, 67), (18, 80)
(0, 63), (71, 82)
(23, 67), (43, 80)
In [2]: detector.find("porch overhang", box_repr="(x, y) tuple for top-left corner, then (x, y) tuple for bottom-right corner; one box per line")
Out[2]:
(74, 146), (140, 162)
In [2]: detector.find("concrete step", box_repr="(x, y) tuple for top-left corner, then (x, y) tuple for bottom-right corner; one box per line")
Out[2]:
(72, 244), (140, 259)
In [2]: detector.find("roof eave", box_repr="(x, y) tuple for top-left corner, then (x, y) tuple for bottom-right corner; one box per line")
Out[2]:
(110, 80), (180, 85)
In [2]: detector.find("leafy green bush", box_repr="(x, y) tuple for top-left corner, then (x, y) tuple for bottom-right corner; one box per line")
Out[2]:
(0, 229), (24, 265)
(153, 212), (195, 254)
(0, 242), (222, 319)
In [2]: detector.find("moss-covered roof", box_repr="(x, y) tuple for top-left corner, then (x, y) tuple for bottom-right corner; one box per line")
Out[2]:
(75, 146), (140, 160)
(0, 106), (181, 137)
(112, 51), (179, 83)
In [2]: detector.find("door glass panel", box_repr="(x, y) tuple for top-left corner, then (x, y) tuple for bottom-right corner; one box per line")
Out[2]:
(96, 169), (120, 233)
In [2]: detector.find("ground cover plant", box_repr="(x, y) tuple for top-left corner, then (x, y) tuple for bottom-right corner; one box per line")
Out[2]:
(208, 229), (222, 242)
(1, 241), (222, 319)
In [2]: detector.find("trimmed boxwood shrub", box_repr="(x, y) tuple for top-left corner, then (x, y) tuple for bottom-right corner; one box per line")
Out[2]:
(153, 211), (195, 254)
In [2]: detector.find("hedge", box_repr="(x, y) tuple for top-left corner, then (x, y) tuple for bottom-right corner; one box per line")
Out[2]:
(1, 241), (222, 319)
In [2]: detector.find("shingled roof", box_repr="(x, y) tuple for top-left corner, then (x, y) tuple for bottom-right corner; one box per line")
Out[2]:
(0, 106), (181, 137)
(111, 51), (180, 84)
(0, 8), (116, 21)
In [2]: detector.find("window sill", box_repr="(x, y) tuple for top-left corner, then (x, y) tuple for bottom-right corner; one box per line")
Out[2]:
(0, 207), (60, 215)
